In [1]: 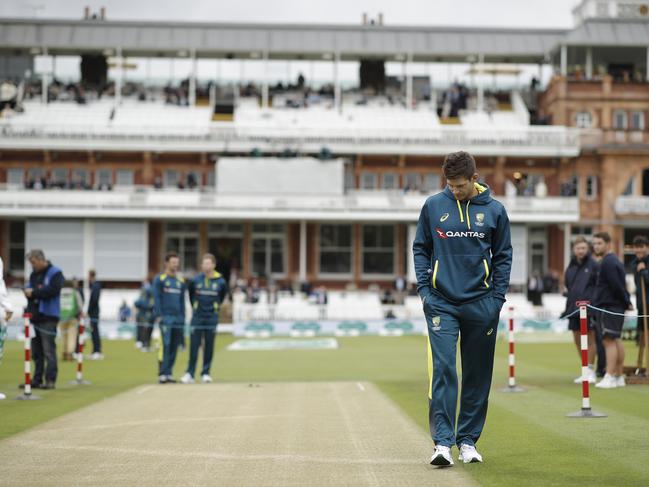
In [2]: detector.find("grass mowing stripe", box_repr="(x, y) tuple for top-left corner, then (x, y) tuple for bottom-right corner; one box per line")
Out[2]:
(376, 380), (649, 487)
(479, 401), (649, 487)
(489, 388), (649, 475)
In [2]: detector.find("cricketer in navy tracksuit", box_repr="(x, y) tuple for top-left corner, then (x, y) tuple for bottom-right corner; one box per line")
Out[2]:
(153, 272), (186, 379)
(186, 271), (228, 378)
(413, 183), (512, 448)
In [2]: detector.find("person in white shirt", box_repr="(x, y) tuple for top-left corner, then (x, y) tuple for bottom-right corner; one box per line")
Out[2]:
(0, 256), (14, 400)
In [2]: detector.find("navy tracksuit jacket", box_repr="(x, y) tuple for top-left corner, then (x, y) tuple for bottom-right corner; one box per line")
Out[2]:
(413, 183), (512, 448)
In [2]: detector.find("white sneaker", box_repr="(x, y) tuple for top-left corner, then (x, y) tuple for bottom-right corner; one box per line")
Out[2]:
(574, 368), (597, 384)
(0, 392), (6, 400)
(616, 375), (626, 387)
(180, 373), (195, 384)
(458, 443), (483, 463)
(135, 341), (143, 349)
(90, 352), (104, 361)
(595, 374), (618, 389)
(430, 445), (454, 467)
(201, 374), (213, 383)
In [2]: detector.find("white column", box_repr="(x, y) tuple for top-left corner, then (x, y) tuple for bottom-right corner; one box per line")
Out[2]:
(564, 223), (571, 273)
(406, 52), (413, 110)
(41, 47), (48, 104)
(560, 45), (568, 76)
(299, 220), (307, 283)
(585, 47), (593, 79)
(189, 49), (197, 107)
(477, 53), (485, 112)
(262, 50), (269, 108)
(115, 47), (123, 108)
(407, 224), (417, 283)
(334, 51), (341, 113)
(646, 46), (649, 82)
(209, 83), (216, 109)
(83, 220), (95, 301)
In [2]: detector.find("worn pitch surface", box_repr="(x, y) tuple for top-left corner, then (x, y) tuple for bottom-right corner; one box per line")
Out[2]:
(0, 381), (475, 486)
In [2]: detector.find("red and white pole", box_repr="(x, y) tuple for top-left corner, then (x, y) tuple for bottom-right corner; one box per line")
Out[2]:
(70, 316), (91, 385)
(566, 301), (605, 417)
(500, 305), (524, 392)
(508, 306), (516, 388)
(16, 313), (40, 400)
(23, 313), (32, 396)
(76, 318), (85, 381)
(579, 304), (590, 410)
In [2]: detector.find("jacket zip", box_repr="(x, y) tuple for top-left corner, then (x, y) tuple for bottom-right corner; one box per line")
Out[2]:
(455, 199), (471, 229)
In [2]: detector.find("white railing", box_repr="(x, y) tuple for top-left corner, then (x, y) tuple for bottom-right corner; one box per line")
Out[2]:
(0, 186), (580, 222)
(0, 121), (581, 156)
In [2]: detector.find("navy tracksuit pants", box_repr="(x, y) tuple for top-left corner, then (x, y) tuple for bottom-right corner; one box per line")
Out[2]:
(425, 293), (500, 448)
(186, 318), (217, 378)
(160, 316), (184, 377)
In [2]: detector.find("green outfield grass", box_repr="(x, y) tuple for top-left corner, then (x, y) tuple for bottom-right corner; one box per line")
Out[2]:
(1, 334), (648, 486)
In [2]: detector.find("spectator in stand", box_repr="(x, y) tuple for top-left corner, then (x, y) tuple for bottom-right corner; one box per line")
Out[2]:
(246, 279), (261, 303)
(187, 173), (198, 189)
(592, 232), (632, 389)
(23, 250), (64, 390)
(543, 270), (560, 294)
(118, 301), (132, 322)
(527, 270), (544, 306)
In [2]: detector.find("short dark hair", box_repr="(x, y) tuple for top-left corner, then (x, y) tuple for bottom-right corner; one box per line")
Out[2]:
(633, 235), (649, 247)
(442, 151), (476, 180)
(593, 232), (611, 243)
(202, 253), (217, 264)
(88, 269), (96, 278)
(572, 236), (589, 247)
(164, 252), (179, 262)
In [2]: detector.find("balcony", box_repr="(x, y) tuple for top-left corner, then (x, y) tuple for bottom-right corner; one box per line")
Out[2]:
(0, 121), (581, 157)
(0, 186), (579, 223)
(580, 128), (649, 146)
(615, 196), (649, 215)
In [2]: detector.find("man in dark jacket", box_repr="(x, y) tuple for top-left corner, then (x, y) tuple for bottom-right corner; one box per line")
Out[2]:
(592, 232), (632, 389)
(181, 253), (227, 384)
(24, 250), (64, 389)
(153, 252), (186, 384)
(134, 279), (155, 352)
(413, 151), (512, 466)
(87, 269), (102, 360)
(562, 236), (598, 384)
(631, 235), (649, 375)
